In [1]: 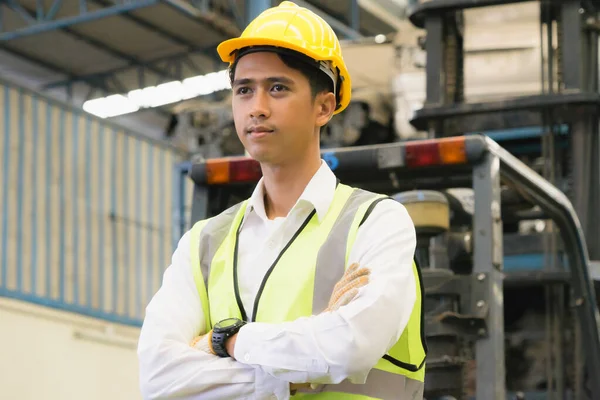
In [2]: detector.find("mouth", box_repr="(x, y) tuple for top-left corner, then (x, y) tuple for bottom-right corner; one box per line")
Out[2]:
(247, 126), (275, 138)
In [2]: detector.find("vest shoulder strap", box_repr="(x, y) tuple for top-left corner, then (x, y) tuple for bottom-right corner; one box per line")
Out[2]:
(312, 187), (388, 313)
(189, 200), (247, 332)
(344, 190), (391, 265)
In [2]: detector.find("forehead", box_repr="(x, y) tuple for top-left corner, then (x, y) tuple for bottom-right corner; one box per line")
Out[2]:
(234, 52), (300, 79)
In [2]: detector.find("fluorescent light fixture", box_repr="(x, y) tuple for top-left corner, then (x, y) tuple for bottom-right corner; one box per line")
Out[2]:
(82, 94), (140, 118)
(83, 69), (231, 118)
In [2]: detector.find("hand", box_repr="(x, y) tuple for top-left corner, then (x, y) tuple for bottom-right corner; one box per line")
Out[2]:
(190, 331), (216, 355)
(325, 262), (370, 312)
(225, 333), (238, 359)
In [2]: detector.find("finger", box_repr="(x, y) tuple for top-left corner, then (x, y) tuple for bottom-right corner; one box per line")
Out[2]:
(347, 274), (370, 290)
(329, 282), (352, 306)
(330, 285), (359, 309)
(331, 271), (369, 303)
(331, 274), (370, 306)
(345, 267), (370, 283)
(337, 268), (371, 289)
(345, 262), (360, 275)
(334, 266), (369, 291)
(190, 333), (214, 355)
(330, 288), (359, 311)
(190, 335), (203, 347)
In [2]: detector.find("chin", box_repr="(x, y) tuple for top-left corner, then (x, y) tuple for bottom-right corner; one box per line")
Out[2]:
(250, 151), (281, 165)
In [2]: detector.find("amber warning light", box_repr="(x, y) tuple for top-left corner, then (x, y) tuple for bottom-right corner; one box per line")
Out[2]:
(205, 157), (262, 184)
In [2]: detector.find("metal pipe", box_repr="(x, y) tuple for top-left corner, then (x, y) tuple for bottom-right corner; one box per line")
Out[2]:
(485, 137), (600, 398)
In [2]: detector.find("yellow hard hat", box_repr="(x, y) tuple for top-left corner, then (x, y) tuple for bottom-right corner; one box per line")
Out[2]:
(217, 1), (352, 114)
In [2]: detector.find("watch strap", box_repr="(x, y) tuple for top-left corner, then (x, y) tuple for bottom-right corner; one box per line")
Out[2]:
(211, 330), (231, 358)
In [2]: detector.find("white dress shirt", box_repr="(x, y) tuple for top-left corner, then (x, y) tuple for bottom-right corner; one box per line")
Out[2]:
(137, 160), (417, 400)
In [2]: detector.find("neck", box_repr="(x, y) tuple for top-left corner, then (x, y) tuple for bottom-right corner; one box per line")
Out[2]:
(261, 149), (321, 220)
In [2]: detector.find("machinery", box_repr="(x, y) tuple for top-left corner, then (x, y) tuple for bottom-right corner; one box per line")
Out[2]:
(402, 1), (600, 397)
(407, 0), (600, 259)
(179, 1), (600, 398)
(186, 135), (600, 400)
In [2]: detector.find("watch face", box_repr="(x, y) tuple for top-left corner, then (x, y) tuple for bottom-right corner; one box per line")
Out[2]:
(215, 318), (241, 330)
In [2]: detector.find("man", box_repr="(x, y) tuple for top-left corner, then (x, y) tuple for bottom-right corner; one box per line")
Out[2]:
(137, 2), (425, 399)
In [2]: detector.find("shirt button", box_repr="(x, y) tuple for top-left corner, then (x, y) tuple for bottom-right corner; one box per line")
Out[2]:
(244, 353), (250, 362)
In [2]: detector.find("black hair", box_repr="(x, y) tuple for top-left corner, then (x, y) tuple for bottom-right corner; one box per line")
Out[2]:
(228, 48), (335, 101)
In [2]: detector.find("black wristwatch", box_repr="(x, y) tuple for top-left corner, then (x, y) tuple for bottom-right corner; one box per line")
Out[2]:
(211, 317), (247, 358)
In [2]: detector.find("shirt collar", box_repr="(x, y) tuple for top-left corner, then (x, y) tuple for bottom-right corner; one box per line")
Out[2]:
(246, 160), (337, 223)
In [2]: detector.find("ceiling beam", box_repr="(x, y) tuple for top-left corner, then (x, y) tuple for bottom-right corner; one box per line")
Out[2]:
(42, 43), (222, 90)
(0, 0), (162, 41)
(160, 0), (241, 37)
(293, 0), (364, 40)
(9, 1), (183, 84)
(89, 0), (212, 64)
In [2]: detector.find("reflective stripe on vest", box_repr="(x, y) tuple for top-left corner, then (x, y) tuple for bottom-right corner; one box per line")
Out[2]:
(189, 183), (427, 399)
(296, 369), (424, 399)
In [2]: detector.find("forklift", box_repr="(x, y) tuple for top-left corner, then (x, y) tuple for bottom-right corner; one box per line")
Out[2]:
(186, 133), (600, 399)
(182, 1), (600, 399)
(402, 0), (600, 398)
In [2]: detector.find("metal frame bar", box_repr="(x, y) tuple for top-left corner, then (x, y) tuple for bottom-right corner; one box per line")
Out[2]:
(0, 44), (173, 119)
(560, 0), (583, 90)
(425, 15), (443, 106)
(246, 0), (270, 25)
(472, 151), (505, 400)
(293, 0), (364, 39)
(5, 1), (183, 84)
(90, 0), (214, 62)
(173, 161), (192, 249)
(349, 0), (359, 31)
(0, 0), (163, 41)
(0, 0), (227, 95)
(42, 43), (219, 90)
(0, 44), (118, 100)
(0, 0), (241, 41)
(160, 0), (240, 37)
(486, 137), (600, 397)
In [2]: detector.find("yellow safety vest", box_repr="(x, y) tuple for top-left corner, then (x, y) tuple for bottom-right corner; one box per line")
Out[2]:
(188, 183), (427, 399)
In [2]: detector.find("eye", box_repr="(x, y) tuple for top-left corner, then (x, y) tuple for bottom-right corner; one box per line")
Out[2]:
(235, 87), (251, 95)
(271, 84), (288, 92)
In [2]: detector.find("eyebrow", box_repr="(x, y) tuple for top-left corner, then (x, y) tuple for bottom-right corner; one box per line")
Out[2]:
(232, 76), (295, 87)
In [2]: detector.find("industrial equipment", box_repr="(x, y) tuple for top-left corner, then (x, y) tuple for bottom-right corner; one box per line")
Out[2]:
(399, 1), (600, 397)
(179, 1), (600, 398)
(185, 135), (600, 400)
(407, 0), (600, 260)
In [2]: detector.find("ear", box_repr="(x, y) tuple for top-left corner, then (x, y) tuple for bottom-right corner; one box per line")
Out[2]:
(315, 92), (337, 128)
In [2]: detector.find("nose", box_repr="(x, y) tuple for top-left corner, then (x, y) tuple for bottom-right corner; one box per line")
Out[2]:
(249, 90), (271, 119)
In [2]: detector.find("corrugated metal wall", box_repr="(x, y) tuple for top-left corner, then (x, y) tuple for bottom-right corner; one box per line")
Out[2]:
(0, 80), (191, 326)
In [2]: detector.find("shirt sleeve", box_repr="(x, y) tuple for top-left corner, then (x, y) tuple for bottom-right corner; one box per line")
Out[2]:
(233, 199), (417, 385)
(137, 230), (291, 400)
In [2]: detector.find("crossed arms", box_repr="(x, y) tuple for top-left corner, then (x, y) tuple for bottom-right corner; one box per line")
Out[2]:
(137, 199), (416, 400)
